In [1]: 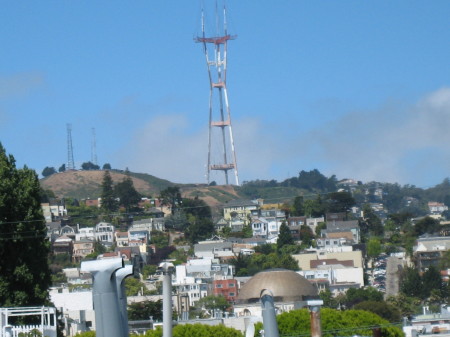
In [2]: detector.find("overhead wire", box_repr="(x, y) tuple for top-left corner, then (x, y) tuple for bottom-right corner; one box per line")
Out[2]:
(0, 189), (346, 228)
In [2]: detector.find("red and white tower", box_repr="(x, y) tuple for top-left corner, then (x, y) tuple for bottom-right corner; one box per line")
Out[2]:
(195, 4), (239, 186)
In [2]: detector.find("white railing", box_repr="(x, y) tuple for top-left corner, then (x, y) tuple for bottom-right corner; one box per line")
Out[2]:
(4, 325), (56, 337)
(0, 307), (57, 337)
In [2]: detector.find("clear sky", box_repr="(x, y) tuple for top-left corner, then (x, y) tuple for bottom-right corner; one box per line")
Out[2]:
(1, 1), (450, 188)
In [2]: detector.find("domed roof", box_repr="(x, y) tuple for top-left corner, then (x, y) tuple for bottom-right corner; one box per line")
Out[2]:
(236, 269), (318, 304)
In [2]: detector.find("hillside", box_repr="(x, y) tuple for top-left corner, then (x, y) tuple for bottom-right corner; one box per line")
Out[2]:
(40, 170), (174, 200)
(40, 170), (245, 206)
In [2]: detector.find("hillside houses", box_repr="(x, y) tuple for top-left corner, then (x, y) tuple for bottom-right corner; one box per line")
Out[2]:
(47, 218), (161, 265)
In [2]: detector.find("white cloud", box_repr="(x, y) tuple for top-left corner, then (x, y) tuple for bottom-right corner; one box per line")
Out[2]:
(119, 114), (207, 183)
(118, 87), (450, 187)
(297, 87), (450, 186)
(118, 114), (282, 185)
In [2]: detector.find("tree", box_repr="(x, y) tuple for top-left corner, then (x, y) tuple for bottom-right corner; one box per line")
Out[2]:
(42, 166), (56, 177)
(362, 204), (384, 237)
(58, 164), (66, 172)
(159, 187), (182, 215)
(277, 222), (294, 251)
(114, 171), (141, 212)
(194, 295), (230, 313)
(422, 265), (443, 298)
(303, 196), (325, 217)
(324, 191), (355, 213)
(267, 308), (403, 337)
(0, 143), (52, 306)
(100, 170), (118, 213)
(142, 323), (242, 337)
(343, 287), (384, 308)
(299, 224), (314, 248)
(353, 301), (401, 323)
(102, 163), (111, 170)
(320, 289), (340, 309)
(386, 293), (421, 317)
(40, 188), (56, 203)
(128, 300), (162, 321)
(400, 266), (423, 298)
(414, 216), (440, 236)
(81, 161), (100, 170)
(124, 277), (152, 296)
(292, 196), (304, 216)
(367, 238), (382, 262)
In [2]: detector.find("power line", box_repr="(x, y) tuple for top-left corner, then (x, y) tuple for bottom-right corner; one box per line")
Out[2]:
(0, 188), (351, 228)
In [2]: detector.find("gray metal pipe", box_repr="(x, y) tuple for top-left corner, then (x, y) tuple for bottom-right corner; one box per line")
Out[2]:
(159, 262), (174, 337)
(81, 258), (124, 337)
(115, 264), (134, 337)
(260, 289), (279, 337)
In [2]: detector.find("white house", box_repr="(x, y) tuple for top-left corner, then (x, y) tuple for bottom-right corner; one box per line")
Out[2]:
(94, 222), (115, 246)
(428, 202), (448, 214)
(75, 227), (95, 241)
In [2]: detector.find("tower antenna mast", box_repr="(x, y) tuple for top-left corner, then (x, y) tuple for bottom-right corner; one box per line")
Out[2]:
(195, 3), (239, 185)
(91, 127), (98, 166)
(67, 123), (75, 170)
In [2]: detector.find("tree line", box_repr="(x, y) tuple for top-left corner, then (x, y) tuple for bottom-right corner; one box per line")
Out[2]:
(41, 162), (112, 177)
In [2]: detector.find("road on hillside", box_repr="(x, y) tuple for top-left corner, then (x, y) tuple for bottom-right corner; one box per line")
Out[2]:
(385, 256), (404, 298)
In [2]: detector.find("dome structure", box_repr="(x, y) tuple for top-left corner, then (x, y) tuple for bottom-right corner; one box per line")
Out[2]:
(236, 269), (318, 304)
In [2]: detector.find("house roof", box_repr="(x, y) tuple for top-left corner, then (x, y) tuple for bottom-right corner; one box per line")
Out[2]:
(54, 235), (73, 243)
(74, 237), (95, 243)
(310, 259), (354, 269)
(414, 237), (450, 252)
(326, 220), (359, 230)
(224, 199), (258, 208)
(194, 241), (232, 252)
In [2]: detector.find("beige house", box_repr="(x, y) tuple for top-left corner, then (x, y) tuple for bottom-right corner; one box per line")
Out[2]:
(223, 199), (259, 225)
(72, 238), (95, 262)
(292, 250), (364, 270)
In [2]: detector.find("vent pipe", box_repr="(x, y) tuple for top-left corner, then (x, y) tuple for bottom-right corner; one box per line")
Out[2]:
(81, 258), (124, 337)
(115, 264), (134, 337)
(159, 262), (175, 337)
(260, 289), (279, 337)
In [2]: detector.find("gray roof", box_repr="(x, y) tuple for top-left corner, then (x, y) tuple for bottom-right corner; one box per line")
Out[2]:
(194, 241), (232, 252)
(224, 199), (258, 208)
(327, 220), (359, 230)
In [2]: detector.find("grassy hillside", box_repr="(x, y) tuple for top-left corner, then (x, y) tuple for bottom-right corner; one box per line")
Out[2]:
(40, 170), (172, 200)
(39, 170), (248, 206)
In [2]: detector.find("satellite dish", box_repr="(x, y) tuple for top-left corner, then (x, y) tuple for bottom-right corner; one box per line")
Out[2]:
(245, 322), (255, 337)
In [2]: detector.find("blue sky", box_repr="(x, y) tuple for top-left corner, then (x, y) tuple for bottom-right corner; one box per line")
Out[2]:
(1, 1), (450, 188)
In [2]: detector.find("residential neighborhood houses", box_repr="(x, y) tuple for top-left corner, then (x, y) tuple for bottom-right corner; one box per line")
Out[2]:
(29, 178), (450, 337)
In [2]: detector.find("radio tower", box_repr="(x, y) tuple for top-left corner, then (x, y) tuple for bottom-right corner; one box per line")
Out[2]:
(67, 123), (75, 170)
(91, 127), (98, 165)
(195, 3), (239, 186)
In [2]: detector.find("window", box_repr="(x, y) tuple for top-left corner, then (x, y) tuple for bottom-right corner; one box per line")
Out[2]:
(229, 292), (235, 296)
(228, 283), (235, 288)
(216, 284), (223, 288)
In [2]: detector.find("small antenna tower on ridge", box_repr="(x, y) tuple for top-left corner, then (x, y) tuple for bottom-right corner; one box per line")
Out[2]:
(195, 1), (240, 186)
(91, 127), (98, 165)
(67, 123), (75, 170)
